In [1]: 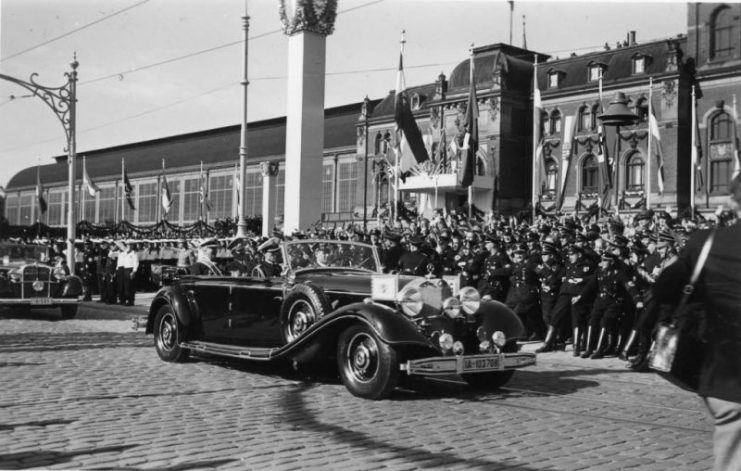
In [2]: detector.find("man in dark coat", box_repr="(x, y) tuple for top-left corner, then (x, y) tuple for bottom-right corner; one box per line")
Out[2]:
(398, 236), (431, 276)
(653, 175), (741, 470)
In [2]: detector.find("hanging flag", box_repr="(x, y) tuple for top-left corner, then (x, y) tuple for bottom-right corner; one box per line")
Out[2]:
(438, 124), (448, 172)
(732, 94), (740, 179)
(199, 162), (212, 211)
(234, 164), (240, 207)
(648, 103), (665, 194)
(161, 159), (172, 216)
(393, 32), (429, 180)
(35, 166), (47, 215)
(557, 114), (577, 210)
(460, 54), (478, 188)
(596, 68), (613, 202)
(82, 156), (99, 197)
(123, 160), (136, 210)
(532, 58), (546, 199)
(692, 95), (704, 193)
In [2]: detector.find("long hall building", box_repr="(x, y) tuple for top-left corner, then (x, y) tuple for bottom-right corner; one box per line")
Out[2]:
(4, 2), (740, 228)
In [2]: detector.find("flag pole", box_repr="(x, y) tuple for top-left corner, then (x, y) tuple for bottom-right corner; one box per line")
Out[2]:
(531, 55), (539, 222)
(120, 158), (124, 223)
(394, 30), (405, 226)
(690, 85), (696, 215)
(468, 44), (474, 221)
(81, 156), (86, 222)
(647, 77), (653, 209)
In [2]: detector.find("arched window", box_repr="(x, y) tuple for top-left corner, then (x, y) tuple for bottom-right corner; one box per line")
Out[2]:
(709, 111), (734, 193)
(545, 158), (558, 195)
(625, 152), (645, 191)
(711, 6), (738, 60)
(578, 105), (590, 132)
(540, 110), (549, 136)
(581, 154), (599, 193)
(591, 104), (600, 130)
(550, 110), (562, 135)
(382, 131), (392, 154)
(374, 133), (383, 155)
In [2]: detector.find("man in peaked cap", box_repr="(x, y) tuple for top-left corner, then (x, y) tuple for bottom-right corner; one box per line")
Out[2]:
(252, 241), (282, 278)
(398, 235), (431, 276)
(379, 230), (405, 273)
(190, 238), (221, 276)
(504, 244), (544, 341)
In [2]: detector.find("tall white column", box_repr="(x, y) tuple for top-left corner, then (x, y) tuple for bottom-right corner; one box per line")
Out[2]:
(261, 161), (278, 237)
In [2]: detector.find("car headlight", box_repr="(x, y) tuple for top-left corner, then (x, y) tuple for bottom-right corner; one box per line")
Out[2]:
(492, 331), (506, 348)
(52, 267), (67, 280)
(396, 286), (423, 317)
(479, 340), (491, 352)
(439, 333), (454, 351)
(459, 286), (481, 314)
(442, 297), (462, 318)
(8, 269), (21, 282)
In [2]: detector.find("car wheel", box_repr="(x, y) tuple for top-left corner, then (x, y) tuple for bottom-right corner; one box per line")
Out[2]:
(280, 283), (331, 343)
(462, 370), (514, 390)
(60, 305), (78, 320)
(337, 324), (399, 400)
(153, 304), (189, 362)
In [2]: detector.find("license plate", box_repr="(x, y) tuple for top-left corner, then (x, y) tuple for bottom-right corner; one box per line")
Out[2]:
(30, 298), (52, 305)
(462, 356), (500, 372)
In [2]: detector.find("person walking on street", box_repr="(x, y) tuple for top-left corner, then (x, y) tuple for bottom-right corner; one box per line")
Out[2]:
(654, 174), (741, 471)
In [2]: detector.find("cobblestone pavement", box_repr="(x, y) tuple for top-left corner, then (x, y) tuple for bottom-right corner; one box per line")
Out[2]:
(0, 306), (713, 470)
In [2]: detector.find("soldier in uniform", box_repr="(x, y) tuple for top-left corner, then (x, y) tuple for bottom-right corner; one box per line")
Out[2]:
(435, 231), (457, 276)
(190, 238), (221, 276)
(534, 241), (564, 342)
(253, 244), (283, 278)
(478, 238), (510, 302)
(503, 245), (544, 341)
(80, 240), (97, 301)
(398, 236), (431, 276)
(458, 240), (486, 288)
(95, 240), (110, 303)
(379, 231), (405, 273)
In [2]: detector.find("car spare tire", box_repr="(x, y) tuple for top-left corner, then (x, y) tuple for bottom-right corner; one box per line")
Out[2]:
(280, 283), (331, 343)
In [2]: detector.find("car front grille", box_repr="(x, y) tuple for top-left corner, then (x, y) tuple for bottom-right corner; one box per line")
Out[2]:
(20, 265), (52, 298)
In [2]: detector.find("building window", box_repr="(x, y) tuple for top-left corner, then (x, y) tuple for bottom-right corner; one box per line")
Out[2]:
(182, 178), (200, 222)
(337, 159), (358, 212)
(322, 162), (335, 213)
(634, 97), (649, 123)
(98, 187), (116, 224)
(581, 154), (599, 193)
(588, 65), (602, 82)
(208, 173), (234, 221)
(163, 179), (181, 224)
(709, 111), (734, 193)
(632, 57), (645, 75)
(6, 194), (19, 225)
(711, 6), (738, 60)
(374, 133), (383, 155)
(121, 186), (136, 222)
(47, 191), (65, 226)
(548, 72), (559, 89)
(545, 158), (558, 195)
(244, 170), (263, 217)
(82, 190), (96, 223)
(578, 106), (590, 132)
(137, 182), (158, 224)
(539, 110), (549, 136)
(411, 93), (421, 110)
(625, 152), (645, 191)
(550, 110), (562, 135)
(275, 166), (285, 218)
(19, 193), (34, 225)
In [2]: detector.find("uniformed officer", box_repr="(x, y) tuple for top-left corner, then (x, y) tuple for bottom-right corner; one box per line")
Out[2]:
(504, 245), (544, 341)
(534, 241), (564, 334)
(398, 236), (431, 276)
(379, 231), (405, 273)
(435, 231), (457, 276)
(253, 244), (283, 278)
(224, 239), (253, 276)
(190, 238), (221, 276)
(478, 238), (510, 302)
(80, 239), (97, 301)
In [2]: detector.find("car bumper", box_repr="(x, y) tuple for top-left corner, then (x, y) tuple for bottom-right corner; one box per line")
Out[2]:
(0, 298), (78, 306)
(401, 352), (536, 376)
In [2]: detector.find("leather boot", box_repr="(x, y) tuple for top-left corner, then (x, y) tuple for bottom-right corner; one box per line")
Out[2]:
(572, 327), (581, 357)
(618, 330), (638, 361)
(535, 326), (556, 353)
(580, 326), (594, 358)
(589, 329), (608, 359)
(605, 333), (621, 357)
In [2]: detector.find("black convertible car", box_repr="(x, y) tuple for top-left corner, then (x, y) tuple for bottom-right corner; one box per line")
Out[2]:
(146, 239), (535, 399)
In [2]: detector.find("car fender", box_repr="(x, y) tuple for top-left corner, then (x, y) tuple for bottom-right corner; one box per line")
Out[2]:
(62, 275), (83, 297)
(146, 285), (195, 334)
(476, 299), (527, 340)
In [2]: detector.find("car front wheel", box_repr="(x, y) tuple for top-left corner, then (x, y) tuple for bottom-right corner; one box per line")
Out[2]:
(337, 324), (398, 400)
(462, 370), (514, 390)
(154, 305), (189, 362)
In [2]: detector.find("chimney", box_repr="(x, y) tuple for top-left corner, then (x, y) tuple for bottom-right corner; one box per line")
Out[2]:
(629, 31), (636, 46)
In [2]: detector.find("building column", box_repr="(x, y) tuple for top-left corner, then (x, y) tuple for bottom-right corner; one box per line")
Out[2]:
(261, 161), (279, 237)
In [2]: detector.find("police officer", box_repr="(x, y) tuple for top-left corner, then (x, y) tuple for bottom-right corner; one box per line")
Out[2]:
(478, 237), (510, 302)
(435, 231), (457, 276)
(253, 244), (282, 278)
(397, 236), (430, 276)
(504, 245), (544, 341)
(534, 241), (564, 337)
(190, 238), (221, 276)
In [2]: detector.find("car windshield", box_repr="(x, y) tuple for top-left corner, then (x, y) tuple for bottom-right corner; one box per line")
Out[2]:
(284, 240), (380, 273)
(0, 243), (49, 264)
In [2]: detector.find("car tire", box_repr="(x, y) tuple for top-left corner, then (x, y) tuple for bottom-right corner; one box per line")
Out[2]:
(337, 323), (399, 400)
(153, 304), (189, 362)
(462, 370), (514, 390)
(60, 305), (78, 320)
(280, 283), (331, 343)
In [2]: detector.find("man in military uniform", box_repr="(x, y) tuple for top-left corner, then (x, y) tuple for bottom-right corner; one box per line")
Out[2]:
(79, 240), (97, 302)
(253, 244), (282, 278)
(190, 238), (221, 276)
(398, 236), (431, 276)
(504, 245), (544, 341)
(478, 238), (510, 302)
(224, 239), (252, 276)
(95, 240), (111, 303)
(457, 240), (486, 288)
(379, 231), (405, 273)
(534, 241), (564, 341)
(434, 231), (457, 276)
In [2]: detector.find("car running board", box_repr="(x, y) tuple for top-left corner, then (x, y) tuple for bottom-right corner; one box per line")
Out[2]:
(180, 341), (278, 361)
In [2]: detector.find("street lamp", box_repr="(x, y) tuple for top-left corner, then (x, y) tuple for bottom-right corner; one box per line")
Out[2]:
(597, 91), (638, 207)
(0, 55), (79, 272)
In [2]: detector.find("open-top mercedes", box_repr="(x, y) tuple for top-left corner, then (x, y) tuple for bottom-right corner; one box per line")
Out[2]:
(146, 239), (535, 399)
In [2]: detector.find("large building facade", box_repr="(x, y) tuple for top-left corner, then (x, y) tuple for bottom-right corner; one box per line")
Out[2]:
(5, 3), (740, 227)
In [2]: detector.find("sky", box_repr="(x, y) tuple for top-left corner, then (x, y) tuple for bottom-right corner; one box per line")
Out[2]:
(0, 0), (688, 188)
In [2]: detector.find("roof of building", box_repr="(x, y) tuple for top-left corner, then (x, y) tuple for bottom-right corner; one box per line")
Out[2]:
(7, 101), (378, 190)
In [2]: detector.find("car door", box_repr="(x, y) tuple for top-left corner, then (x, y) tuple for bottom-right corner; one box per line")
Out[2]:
(226, 277), (285, 347)
(190, 278), (232, 343)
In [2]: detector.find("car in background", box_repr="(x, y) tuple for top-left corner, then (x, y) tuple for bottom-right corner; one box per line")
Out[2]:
(0, 242), (82, 319)
(147, 239), (535, 399)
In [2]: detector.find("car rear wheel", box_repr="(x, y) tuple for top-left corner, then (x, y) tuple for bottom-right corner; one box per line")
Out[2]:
(337, 324), (398, 400)
(462, 370), (514, 390)
(60, 305), (78, 320)
(280, 283), (331, 343)
(154, 305), (189, 362)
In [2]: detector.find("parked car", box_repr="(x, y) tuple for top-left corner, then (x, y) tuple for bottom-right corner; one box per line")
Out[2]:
(0, 242), (82, 319)
(146, 239), (535, 399)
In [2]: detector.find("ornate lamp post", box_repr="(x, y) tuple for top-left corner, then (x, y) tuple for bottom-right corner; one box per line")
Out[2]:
(597, 91), (638, 207)
(0, 56), (79, 271)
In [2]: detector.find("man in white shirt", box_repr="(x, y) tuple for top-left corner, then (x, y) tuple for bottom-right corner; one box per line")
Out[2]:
(116, 241), (139, 306)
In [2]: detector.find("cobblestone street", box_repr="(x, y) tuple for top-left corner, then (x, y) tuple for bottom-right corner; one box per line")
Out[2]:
(0, 306), (713, 470)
